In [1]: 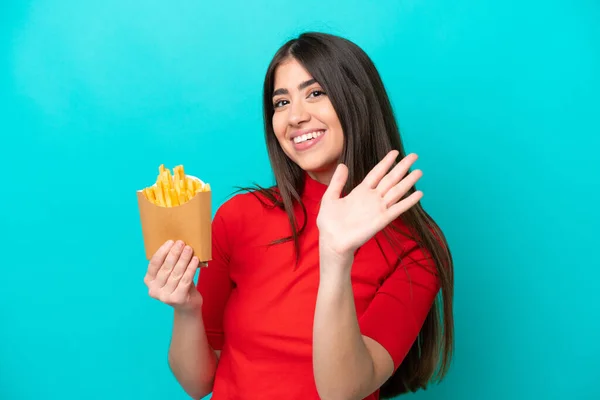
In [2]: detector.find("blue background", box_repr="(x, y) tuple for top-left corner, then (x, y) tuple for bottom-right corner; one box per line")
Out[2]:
(1, 1), (599, 399)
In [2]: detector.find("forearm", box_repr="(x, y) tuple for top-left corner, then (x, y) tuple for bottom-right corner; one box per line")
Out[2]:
(168, 308), (218, 399)
(313, 252), (376, 400)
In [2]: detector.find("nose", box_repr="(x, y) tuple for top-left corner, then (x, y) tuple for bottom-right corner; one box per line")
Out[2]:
(288, 100), (310, 126)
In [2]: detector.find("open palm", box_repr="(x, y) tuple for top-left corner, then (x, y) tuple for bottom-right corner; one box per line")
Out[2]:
(316, 151), (423, 256)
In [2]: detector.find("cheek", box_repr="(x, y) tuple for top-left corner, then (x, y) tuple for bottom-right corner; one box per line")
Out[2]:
(272, 113), (294, 158)
(321, 107), (343, 144)
(319, 104), (341, 130)
(272, 113), (287, 140)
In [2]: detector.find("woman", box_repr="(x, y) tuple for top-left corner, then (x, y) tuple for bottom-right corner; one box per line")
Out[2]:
(144, 32), (454, 400)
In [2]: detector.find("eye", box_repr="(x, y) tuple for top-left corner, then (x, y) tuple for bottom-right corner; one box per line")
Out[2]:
(273, 99), (289, 108)
(308, 89), (326, 98)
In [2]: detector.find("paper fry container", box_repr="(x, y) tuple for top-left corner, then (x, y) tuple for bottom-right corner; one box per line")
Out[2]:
(136, 176), (212, 262)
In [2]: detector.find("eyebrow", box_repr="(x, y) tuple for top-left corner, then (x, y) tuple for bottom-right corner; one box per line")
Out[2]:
(272, 78), (317, 97)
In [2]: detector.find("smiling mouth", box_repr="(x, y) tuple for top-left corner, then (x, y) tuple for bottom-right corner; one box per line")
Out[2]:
(292, 129), (325, 144)
(291, 129), (326, 151)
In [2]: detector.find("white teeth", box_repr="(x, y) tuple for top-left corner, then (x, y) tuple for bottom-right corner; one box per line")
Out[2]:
(293, 130), (324, 144)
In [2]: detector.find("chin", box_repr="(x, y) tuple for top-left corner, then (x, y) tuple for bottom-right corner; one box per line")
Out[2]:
(283, 143), (341, 175)
(295, 156), (337, 175)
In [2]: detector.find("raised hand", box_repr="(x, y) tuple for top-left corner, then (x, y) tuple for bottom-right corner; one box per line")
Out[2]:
(316, 150), (423, 258)
(144, 240), (203, 312)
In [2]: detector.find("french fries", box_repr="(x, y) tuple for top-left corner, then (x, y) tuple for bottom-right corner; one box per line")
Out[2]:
(141, 164), (211, 207)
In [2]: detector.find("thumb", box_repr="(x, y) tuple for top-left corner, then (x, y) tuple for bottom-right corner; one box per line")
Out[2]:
(323, 163), (348, 200)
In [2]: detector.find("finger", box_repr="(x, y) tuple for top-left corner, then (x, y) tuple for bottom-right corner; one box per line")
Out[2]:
(153, 240), (185, 288)
(323, 163), (348, 200)
(377, 153), (418, 196)
(382, 169), (423, 208)
(387, 190), (423, 219)
(163, 245), (194, 293)
(363, 150), (399, 188)
(145, 240), (175, 283)
(172, 256), (200, 299)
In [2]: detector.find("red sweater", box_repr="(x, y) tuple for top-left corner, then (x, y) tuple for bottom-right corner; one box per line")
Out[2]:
(196, 173), (440, 399)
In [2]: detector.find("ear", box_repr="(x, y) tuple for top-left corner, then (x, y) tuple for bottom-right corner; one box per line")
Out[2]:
(323, 163), (348, 201)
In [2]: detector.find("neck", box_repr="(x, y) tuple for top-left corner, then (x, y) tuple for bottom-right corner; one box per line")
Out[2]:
(306, 170), (334, 186)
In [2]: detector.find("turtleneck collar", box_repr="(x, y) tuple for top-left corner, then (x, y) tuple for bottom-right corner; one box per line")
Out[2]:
(301, 172), (328, 202)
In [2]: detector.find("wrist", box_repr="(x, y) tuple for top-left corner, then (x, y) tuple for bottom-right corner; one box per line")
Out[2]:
(319, 235), (355, 260)
(173, 304), (203, 319)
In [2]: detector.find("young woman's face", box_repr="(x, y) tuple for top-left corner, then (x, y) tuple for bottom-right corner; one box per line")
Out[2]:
(271, 57), (344, 185)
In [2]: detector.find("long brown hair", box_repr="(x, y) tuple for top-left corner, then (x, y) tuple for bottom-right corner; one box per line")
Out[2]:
(241, 32), (454, 397)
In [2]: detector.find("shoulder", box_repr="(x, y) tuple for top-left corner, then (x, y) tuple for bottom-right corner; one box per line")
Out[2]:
(213, 187), (282, 231)
(211, 187), (285, 253)
(363, 218), (419, 260)
(359, 217), (442, 280)
(215, 187), (279, 218)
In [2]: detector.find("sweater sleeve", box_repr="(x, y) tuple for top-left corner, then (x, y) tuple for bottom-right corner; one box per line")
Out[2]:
(196, 202), (235, 351)
(358, 240), (441, 371)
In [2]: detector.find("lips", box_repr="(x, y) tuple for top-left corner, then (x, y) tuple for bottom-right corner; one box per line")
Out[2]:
(292, 129), (325, 143)
(291, 129), (326, 151)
